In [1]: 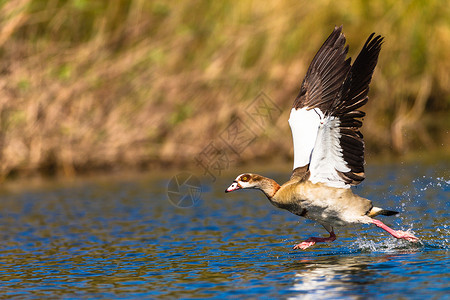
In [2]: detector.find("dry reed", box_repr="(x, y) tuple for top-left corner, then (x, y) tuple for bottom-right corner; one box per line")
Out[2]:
(0, 0), (448, 179)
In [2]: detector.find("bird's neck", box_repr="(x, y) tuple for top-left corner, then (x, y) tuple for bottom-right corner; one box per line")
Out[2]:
(255, 176), (281, 199)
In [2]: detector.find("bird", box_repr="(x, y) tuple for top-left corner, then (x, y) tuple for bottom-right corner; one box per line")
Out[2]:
(225, 26), (419, 250)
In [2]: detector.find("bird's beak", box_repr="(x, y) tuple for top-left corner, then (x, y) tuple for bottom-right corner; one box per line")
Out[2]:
(225, 181), (241, 193)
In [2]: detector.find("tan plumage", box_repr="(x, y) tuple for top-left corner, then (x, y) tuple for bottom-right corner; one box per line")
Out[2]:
(225, 26), (419, 249)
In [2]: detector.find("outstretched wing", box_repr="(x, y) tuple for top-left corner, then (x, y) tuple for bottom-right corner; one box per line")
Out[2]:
(289, 26), (350, 180)
(308, 33), (383, 187)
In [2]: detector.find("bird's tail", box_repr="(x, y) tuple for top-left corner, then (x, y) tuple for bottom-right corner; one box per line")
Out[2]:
(367, 206), (399, 217)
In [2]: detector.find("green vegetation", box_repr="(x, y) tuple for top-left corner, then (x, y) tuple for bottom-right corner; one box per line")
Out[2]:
(0, 0), (448, 179)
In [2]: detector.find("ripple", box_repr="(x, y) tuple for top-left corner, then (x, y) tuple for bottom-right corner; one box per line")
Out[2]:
(0, 162), (447, 298)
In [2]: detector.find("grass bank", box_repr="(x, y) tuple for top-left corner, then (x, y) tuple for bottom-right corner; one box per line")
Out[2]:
(0, 0), (448, 179)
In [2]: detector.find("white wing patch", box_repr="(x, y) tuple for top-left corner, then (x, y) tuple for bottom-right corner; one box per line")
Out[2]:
(288, 107), (323, 170)
(309, 116), (351, 188)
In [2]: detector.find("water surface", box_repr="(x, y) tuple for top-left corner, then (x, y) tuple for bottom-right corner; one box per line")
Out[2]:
(0, 162), (448, 298)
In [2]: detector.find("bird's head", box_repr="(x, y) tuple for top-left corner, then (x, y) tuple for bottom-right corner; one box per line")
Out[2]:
(225, 173), (261, 193)
(225, 173), (259, 193)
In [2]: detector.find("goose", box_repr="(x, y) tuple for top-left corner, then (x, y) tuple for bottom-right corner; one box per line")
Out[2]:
(225, 26), (419, 250)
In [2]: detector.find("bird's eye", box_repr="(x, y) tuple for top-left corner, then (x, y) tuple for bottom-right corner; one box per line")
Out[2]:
(241, 175), (249, 182)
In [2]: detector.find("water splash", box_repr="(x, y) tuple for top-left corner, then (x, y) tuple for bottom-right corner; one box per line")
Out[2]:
(351, 237), (425, 252)
(413, 175), (450, 192)
(395, 175), (447, 214)
(386, 173), (450, 247)
(351, 172), (449, 253)
(430, 224), (450, 249)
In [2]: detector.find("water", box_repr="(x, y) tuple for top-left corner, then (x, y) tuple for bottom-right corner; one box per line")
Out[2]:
(0, 162), (448, 298)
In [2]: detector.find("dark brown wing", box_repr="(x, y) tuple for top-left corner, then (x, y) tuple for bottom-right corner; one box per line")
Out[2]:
(292, 26), (351, 112)
(289, 26), (351, 181)
(331, 33), (384, 185)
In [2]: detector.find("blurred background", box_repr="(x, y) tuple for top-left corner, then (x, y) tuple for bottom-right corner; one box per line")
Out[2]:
(0, 0), (448, 180)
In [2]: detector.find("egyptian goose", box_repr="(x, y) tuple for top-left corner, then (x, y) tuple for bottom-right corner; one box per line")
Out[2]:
(225, 26), (418, 250)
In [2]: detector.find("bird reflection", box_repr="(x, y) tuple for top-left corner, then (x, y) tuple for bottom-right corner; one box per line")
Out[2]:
(284, 254), (405, 299)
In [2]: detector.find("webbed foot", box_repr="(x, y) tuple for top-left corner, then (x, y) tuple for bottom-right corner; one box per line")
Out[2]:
(293, 231), (336, 250)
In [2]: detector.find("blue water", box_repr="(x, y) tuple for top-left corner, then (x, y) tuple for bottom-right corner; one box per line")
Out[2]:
(0, 162), (448, 298)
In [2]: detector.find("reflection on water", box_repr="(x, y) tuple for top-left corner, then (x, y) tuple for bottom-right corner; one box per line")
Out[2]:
(0, 162), (448, 298)
(286, 254), (418, 299)
(288, 255), (381, 299)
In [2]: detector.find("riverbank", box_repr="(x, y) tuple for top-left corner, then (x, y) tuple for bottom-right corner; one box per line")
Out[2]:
(0, 1), (448, 180)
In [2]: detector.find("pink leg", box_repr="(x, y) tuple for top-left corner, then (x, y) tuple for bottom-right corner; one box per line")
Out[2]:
(371, 219), (419, 242)
(293, 231), (336, 250)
